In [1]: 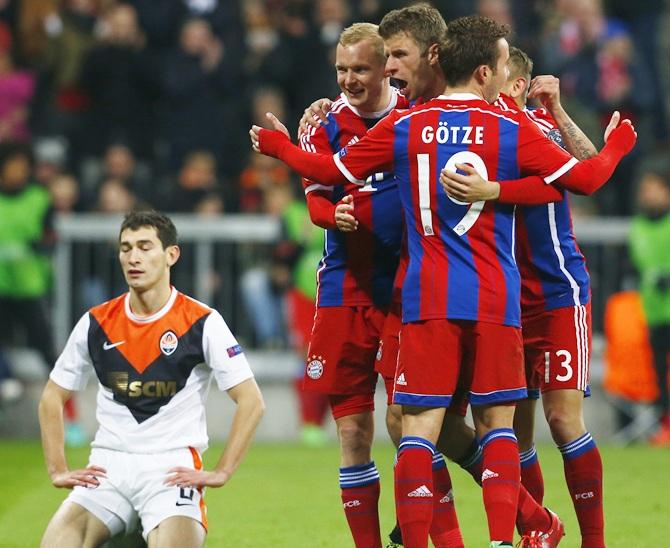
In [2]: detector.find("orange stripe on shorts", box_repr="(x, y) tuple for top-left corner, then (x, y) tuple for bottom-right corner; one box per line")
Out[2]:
(188, 446), (208, 530)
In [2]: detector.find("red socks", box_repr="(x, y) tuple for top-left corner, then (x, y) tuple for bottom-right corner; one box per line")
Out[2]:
(559, 433), (605, 548)
(459, 437), (551, 535)
(340, 461), (382, 548)
(395, 437), (435, 548)
(519, 445), (544, 504)
(430, 454), (464, 547)
(480, 429), (521, 544)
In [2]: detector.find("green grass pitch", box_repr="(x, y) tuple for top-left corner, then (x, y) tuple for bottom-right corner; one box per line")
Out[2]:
(0, 441), (666, 547)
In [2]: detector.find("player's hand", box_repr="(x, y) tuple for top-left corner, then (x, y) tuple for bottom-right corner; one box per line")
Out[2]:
(440, 164), (500, 202)
(249, 112), (290, 153)
(51, 465), (107, 489)
(528, 75), (561, 111)
(603, 110), (621, 142)
(298, 98), (333, 136)
(165, 467), (231, 489)
(606, 118), (637, 155)
(334, 195), (358, 232)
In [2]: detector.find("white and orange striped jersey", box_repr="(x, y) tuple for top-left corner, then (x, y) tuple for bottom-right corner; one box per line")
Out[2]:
(50, 287), (254, 453)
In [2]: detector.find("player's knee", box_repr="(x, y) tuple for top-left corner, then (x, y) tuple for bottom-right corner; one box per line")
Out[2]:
(338, 421), (373, 460)
(385, 406), (402, 446)
(545, 406), (585, 443)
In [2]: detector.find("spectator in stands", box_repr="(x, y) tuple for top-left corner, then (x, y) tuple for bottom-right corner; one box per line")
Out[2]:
(243, 0), (279, 73)
(33, 136), (67, 187)
(240, 182), (294, 349)
(29, 0), (97, 145)
(238, 87), (291, 213)
(0, 141), (83, 444)
(79, 3), (158, 159)
(96, 177), (139, 213)
(161, 151), (223, 214)
(257, 1), (341, 135)
(160, 17), (242, 174)
(48, 172), (80, 214)
(0, 22), (35, 142)
(85, 142), (152, 206)
(629, 156), (670, 446)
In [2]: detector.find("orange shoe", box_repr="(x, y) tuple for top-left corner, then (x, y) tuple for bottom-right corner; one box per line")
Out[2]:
(649, 423), (670, 447)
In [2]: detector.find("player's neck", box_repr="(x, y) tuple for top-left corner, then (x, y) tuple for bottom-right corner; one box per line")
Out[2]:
(424, 71), (447, 101)
(443, 84), (485, 101)
(128, 283), (173, 317)
(350, 84), (393, 117)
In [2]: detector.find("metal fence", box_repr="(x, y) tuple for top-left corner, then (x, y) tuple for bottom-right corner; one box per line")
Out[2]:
(53, 214), (280, 349)
(52, 214), (633, 351)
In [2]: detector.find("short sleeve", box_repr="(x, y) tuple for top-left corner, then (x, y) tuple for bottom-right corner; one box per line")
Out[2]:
(334, 113), (397, 185)
(50, 313), (94, 391)
(202, 311), (254, 391)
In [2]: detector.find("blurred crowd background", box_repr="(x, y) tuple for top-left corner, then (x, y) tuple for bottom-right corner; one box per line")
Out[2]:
(0, 0), (666, 217)
(1, 0), (670, 444)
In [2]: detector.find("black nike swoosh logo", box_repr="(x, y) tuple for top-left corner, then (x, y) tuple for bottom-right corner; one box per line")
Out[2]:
(175, 502), (194, 506)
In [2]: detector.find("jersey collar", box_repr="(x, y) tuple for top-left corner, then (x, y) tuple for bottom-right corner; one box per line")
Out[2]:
(124, 286), (178, 323)
(438, 92), (485, 101)
(341, 89), (398, 119)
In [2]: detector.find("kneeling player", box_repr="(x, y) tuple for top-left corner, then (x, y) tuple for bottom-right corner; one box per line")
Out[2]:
(39, 211), (264, 547)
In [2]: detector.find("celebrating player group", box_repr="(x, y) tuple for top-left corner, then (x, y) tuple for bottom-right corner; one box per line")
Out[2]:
(251, 4), (636, 548)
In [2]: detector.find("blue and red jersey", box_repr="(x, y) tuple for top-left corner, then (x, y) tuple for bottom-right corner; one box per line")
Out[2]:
(333, 93), (579, 327)
(499, 101), (591, 317)
(300, 90), (409, 308)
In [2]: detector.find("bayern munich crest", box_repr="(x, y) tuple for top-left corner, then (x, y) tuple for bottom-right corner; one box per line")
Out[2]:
(159, 330), (179, 356)
(376, 341), (383, 361)
(306, 355), (325, 379)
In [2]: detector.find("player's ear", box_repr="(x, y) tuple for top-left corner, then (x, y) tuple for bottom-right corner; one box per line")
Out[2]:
(426, 42), (440, 66)
(514, 76), (528, 98)
(166, 245), (180, 267)
(474, 64), (489, 85)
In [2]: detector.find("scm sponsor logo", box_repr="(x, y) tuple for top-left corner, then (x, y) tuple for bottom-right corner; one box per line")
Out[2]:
(108, 373), (177, 397)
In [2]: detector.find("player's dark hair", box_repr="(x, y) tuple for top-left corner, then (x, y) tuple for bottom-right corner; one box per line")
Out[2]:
(378, 3), (447, 54)
(440, 15), (510, 87)
(119, 210), (178, 249)
(507, 46), (533, 83)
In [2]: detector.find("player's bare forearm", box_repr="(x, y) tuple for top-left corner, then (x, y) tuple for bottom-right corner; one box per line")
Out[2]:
(529, 75), (597, 160)
(39, 380), (70, 479)
(555, 120), (636, 195)
(550, 105), (597, 160)
(165, 379), (264, 489)
(215, 378), (265, 478)
(440, 163), (500, 202)
(39, 380), (107, 488)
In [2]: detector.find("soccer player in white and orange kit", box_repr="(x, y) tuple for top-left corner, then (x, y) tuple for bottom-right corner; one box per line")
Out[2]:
(39, 210), (264, 547)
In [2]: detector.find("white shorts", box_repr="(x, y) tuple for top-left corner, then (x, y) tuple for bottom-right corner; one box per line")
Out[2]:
(64, 447), (207, 540)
